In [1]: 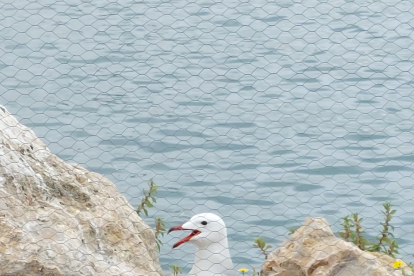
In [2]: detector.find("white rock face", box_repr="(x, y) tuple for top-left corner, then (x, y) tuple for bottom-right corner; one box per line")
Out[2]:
(0, 105), (163, 276)
(261, 217), (410, 276)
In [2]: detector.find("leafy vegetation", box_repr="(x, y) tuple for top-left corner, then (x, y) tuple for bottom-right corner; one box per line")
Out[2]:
(136, 180), (166, 251)
(253, 237), (272, 260)
(136, 180), (181, 273)
(136, 180), (159, 216)
(288, 228), (297, 235)
(171, 264), (182, 276)
(338, 202), (398, 257)
(155, 217), (166, 251)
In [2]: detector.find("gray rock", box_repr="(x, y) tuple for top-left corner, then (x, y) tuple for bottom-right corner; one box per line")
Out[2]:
(261, 217), (410, 276)
(0, 105), (163, 276)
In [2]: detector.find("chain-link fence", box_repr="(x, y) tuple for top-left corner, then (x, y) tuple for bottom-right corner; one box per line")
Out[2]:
(1, 0), (414, 274)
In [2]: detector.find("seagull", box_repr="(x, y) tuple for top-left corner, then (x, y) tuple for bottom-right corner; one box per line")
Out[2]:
(168, 213), (236, 276)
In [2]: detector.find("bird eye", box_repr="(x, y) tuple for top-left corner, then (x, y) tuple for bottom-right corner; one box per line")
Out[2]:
(201, 221), (208, 225)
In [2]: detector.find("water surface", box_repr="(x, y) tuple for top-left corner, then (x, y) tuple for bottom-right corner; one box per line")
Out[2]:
(1, 0), (414, 273)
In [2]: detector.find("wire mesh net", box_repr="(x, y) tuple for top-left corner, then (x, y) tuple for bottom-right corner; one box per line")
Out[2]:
(1, 0), (414, 275)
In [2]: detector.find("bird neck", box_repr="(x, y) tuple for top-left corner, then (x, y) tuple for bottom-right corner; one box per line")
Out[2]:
(189, 240), (234, 275)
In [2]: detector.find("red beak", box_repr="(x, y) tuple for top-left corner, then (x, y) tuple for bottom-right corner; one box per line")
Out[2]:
(168, 225), (187, 234)
(168, 225), (201, 248)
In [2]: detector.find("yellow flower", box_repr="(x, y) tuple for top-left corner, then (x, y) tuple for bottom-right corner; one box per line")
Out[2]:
(238, 268), (249, 273)
(393, 260), (403, 268)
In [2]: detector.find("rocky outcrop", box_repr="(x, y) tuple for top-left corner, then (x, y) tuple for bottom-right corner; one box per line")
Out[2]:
(0, 105), (163, 275)
(261, 217), (410, 276)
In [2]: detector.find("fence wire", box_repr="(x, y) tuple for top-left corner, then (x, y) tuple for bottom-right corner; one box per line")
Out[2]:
(1, 0), (414, 275)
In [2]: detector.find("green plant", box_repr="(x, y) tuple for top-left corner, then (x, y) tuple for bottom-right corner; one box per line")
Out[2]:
(155, 217), (166, 250)
(136, 179), (159, 216)
(288, 228), (297, 235)
(136, 180), (166, 251)
(406, 261), (414, 272)
(251, 268), (260, 276)
(352, 213), (369, 250)
(371, 202), (397, 255)
(339, 215), (352, 241)
(253, 237), (272, 260)
(386, 240), (398, 257)
(171, 264), (182, 276)
(339, 202), (398, 257)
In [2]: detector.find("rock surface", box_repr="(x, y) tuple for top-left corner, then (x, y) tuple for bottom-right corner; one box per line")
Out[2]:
(261, 217), (411, 276)
(0, 105), (163, 275)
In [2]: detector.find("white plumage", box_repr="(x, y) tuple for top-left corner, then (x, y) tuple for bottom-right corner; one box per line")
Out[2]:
(168, 213), (236, 276)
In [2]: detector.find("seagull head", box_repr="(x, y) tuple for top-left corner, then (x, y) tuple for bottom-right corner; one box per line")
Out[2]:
(168, 213), (228, 249)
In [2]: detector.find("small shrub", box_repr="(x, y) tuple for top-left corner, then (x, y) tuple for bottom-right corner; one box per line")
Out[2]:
(253, 237), (272, 260)
(339, 201), (398, 257)
(136, 179), (159, 216)
(171, 264), (182, 276)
